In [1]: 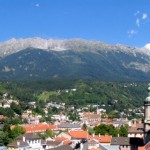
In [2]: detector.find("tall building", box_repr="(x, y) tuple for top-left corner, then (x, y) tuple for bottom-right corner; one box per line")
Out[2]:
(144, 84), (150, 144)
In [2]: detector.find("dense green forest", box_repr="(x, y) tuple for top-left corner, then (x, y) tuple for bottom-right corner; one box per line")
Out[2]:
(0, 79), (148, 113)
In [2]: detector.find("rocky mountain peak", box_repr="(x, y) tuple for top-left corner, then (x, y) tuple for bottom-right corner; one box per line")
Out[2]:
(0, 37), (149, 57)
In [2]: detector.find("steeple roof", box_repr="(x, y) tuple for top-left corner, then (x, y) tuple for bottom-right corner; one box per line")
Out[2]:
(145, 84), (150, 102)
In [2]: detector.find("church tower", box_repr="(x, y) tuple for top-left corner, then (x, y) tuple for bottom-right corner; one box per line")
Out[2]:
(144, 84), (150, 144)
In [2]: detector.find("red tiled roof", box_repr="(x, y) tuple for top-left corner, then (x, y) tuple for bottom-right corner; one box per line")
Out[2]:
(89, 135), (112, 143)
(11, 123), (57, 133)
(63, 140), (72, 145)
(138, 146), (144, 150)
(88, 148), (101, 150)
(55, 137), (67, 141)
(68, 130), (89, 139)
(54, 137), (72, 145)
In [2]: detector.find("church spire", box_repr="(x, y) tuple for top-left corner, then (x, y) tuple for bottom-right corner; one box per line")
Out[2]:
(144, 84), (150, 144)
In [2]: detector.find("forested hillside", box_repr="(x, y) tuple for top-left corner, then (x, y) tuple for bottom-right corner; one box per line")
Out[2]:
(0, 80), (147, 113)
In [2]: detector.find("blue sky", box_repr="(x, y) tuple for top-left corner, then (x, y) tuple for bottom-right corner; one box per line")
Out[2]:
(0, 0), (149, 47)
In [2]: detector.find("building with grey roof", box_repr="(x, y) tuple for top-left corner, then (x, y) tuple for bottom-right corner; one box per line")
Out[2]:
(100, 144), (119, 150)
(47, 144), (73, 150)
(58, 123), (81, 131)
(111, 137), (144, 150)
(0, 146), (7, 150)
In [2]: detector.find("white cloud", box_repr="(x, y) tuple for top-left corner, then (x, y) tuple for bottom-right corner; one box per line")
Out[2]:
(128, 29), (137, 34)
(136, 18), (140, 27)
(144, 43), (150, 50)
(142, 13), (148, 20)
(127, 29), (137, 37)
(134, 11), (140, 16)
(133, 11), (149, 29)
(35, 3), (40, 7)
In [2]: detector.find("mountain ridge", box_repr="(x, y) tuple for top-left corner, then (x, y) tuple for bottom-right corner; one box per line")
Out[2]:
(0, 38), (150, 81)
(0, 37), (149, 57)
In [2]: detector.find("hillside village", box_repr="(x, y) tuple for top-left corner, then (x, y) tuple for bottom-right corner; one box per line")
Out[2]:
(0, 89), (147, 150)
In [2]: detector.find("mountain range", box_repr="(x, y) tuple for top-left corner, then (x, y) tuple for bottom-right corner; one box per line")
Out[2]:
(0, 37), (150, 81)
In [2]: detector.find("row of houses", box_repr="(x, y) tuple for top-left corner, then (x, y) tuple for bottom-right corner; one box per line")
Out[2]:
(7, 119), (146, 150)
(7, 128), (145, 150)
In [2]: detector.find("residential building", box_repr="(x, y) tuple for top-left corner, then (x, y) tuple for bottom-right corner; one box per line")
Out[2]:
(89, 134), (112, 145)
(58, 123), (81, 131)
(8, 133), (45, 150)
(80, 112), (101, 125)
(111, 137), (131, 150)
(45, 141), (62, 149)
(111, 137), (144, 150)
(7, 141), (30, 150)
(88, 139), (100, 150)
(47, 144), (73, 150)
(57, 130), (89, 148)
(128, 123), (144, 138)
(11, 123), (58, 133)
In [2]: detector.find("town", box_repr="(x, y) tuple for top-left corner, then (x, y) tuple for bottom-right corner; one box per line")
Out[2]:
(0, 84), (148, 150)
